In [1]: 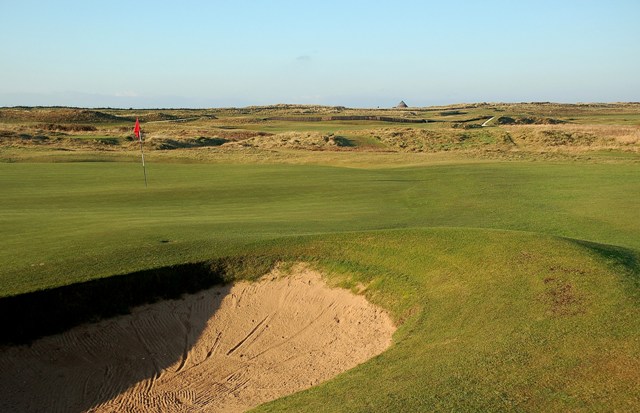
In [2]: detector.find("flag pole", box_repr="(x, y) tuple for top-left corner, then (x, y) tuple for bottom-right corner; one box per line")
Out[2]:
(134, 118), (148, 188)
(139, 132), (148, 188)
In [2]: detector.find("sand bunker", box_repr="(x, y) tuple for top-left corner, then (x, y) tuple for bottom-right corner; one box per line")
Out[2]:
(0, 265), (395, 412)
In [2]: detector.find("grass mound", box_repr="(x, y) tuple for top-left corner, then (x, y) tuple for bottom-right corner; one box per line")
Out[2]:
(497, 115), (566, 125)
(224, 131), (349, 150)
(136, 112), (179, 122)
(36, 123), (98, 132)
(252, 229), (640, 412)
(148, 136), (228, 150)
(0, 108), (127, 123)
(347, 127), (515, 152)
(2, 228), (638, 410)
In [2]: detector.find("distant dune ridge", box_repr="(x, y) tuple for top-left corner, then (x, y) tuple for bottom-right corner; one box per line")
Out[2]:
(1, 103), (638, 157)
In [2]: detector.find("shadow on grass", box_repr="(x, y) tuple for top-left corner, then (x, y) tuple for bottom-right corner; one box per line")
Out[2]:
(332, 136), (356, 147)
(0, 255), (277, 345)
(0, 255), (277, 412)
(571, 239), (640, 286)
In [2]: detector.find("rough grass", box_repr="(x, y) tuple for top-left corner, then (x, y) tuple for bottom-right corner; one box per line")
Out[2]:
(3, 104), (639, 157)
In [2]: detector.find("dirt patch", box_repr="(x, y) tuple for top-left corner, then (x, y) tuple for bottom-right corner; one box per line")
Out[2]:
(540, 276), (585, 316)
(0, 265), (395, 412)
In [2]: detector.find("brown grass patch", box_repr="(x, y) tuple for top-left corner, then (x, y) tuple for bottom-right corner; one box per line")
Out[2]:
(507, 124), (640, 150)
(541, 276), (585, 317)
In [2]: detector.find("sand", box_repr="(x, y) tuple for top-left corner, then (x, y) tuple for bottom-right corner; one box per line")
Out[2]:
(0, 265), (395, 412)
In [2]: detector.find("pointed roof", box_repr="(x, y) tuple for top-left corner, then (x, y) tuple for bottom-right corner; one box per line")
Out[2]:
(396, 100), (408, 108)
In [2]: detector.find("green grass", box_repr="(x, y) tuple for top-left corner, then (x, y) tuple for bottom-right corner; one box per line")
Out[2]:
(238, 120), (430, 134)
(250, 229), (640, 412)
(1, 160), (639, 298)
(564, 113), (640, 125)
(584, 149), (640, 160)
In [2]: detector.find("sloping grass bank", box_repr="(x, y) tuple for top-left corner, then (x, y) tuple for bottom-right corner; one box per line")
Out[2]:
(2, 228), (638, 410)
(253, 228), (640, 412)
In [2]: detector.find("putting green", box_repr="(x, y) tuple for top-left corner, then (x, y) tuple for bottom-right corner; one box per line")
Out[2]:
(1, 160), (639, 296)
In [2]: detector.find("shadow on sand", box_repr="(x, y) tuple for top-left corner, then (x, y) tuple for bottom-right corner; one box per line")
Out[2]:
(0, 258), (272, 412)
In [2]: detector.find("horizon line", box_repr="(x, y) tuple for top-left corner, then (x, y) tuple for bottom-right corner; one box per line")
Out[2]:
(2, 101), (640, 111)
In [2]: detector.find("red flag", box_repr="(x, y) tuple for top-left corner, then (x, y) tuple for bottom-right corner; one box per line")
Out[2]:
(134, 118), (141, 141)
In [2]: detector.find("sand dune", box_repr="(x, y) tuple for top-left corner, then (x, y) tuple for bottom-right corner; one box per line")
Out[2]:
(0, 266), (394, 412)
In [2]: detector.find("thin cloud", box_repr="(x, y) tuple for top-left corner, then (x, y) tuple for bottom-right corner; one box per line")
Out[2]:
(114, 91), (139, 97)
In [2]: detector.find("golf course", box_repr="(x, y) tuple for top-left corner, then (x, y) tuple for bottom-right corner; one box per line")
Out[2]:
(1, 103), (639, 412)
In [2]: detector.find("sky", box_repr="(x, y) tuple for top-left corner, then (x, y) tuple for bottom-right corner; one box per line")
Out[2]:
(1, 0), (639, 108)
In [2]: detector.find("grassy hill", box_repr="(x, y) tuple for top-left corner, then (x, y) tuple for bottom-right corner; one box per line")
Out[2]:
(253, 229), (640, 412)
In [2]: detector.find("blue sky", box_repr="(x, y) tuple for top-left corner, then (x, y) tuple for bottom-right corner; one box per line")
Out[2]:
(1, 0), (639, 108)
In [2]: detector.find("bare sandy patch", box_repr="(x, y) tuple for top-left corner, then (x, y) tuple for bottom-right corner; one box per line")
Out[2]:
(0, 265), (394, 412)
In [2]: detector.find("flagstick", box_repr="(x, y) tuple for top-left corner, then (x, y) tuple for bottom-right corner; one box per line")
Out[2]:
(139, 132), (148, 188)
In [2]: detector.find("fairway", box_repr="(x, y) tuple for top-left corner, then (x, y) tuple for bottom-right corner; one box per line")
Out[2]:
(1, 160), (639, 296)
(1, 104), (639, 412)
